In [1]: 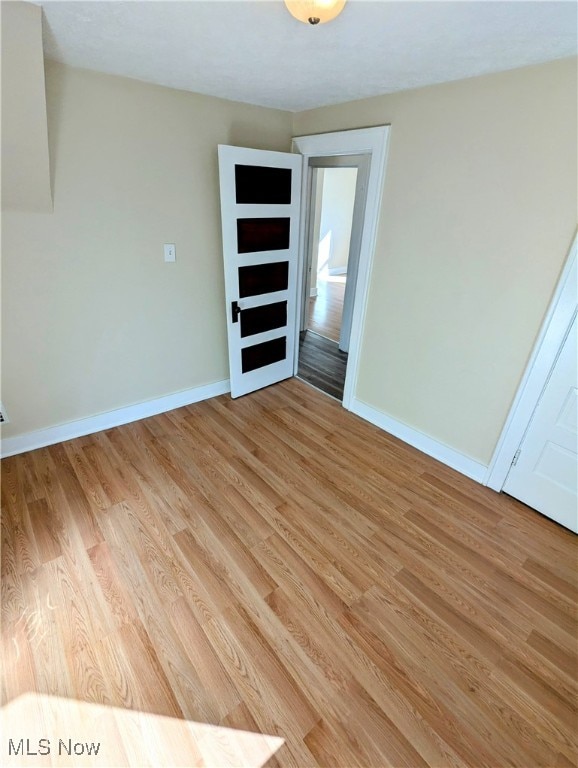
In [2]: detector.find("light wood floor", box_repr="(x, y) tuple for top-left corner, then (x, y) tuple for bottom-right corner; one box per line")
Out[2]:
(308, 277), (345, 342)
(2, 379), (577, 767)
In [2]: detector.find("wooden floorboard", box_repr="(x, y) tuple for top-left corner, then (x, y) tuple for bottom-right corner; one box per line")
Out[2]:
(2, 378), (577, 767)
(308, 277), (344, 342)
(298, 330), (348, 400)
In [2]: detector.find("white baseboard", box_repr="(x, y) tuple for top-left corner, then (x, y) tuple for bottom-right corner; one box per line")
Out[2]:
(1, 383), (489, 485)
(0, 379), (231, 458)
(350, 398), (488, 483)
(328, 267), (347, 276)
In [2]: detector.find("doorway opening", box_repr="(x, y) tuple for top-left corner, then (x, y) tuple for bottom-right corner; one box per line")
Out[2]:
(217, 127), (389, 403)
(297, 155), (369, 400)
(292, 127), (389, 411)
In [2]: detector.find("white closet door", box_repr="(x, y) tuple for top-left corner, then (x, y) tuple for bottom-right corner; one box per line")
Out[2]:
(503, 313), (577, 532)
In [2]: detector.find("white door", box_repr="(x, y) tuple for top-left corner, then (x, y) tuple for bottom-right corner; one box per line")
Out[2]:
(218, 145), (302, 398)
(503, 313), (578, 532)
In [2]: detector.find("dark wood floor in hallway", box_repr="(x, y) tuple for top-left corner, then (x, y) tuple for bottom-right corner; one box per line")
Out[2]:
(2, 378), (577, 767)
(298, 330), (348, 400)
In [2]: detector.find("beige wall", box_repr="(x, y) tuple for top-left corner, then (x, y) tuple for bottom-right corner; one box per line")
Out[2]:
(320, 168), (357, 273)
(1, 2), (52, 212)
(294, 58), (578, 464)
(1, 62), (292, 438)
(2, 34), (576, 468)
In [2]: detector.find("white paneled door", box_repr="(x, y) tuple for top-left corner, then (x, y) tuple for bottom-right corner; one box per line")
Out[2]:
(503, 313), (578, 532)
(218, 145), (302, 398)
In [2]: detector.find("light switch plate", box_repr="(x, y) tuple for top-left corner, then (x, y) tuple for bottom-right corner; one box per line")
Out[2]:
(164, 243), (176, 262)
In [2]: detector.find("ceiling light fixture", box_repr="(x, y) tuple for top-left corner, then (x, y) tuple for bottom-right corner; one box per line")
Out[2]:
(284, 0), (347, 26)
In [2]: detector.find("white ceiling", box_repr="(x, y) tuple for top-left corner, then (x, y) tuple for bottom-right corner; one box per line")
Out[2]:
(38, 0), (577, 112)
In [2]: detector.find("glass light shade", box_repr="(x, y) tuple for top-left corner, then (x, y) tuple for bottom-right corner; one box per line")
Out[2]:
(284, 0), (347, 25)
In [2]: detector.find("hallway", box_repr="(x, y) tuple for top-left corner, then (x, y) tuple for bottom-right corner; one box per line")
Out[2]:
(298, 274), (347, 400)
(298, 331), (348, 401)
(307, 274), (345, 342)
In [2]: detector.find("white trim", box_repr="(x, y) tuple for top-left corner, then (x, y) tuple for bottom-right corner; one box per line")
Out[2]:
(485, 234), (578, 491)
(0, 379), (230, 458)
(351, 398), (488, 483)
(328, 267), (347, 276)
(292, 127), (390, 411)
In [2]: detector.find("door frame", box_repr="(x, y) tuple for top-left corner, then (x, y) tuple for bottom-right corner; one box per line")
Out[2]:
(299, 155), (370, 353)
(485, 233), (577, 491)
(292, 127), (390, 410)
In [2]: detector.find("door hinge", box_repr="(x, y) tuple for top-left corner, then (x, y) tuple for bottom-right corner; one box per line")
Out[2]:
(511, 449), (521, 467)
